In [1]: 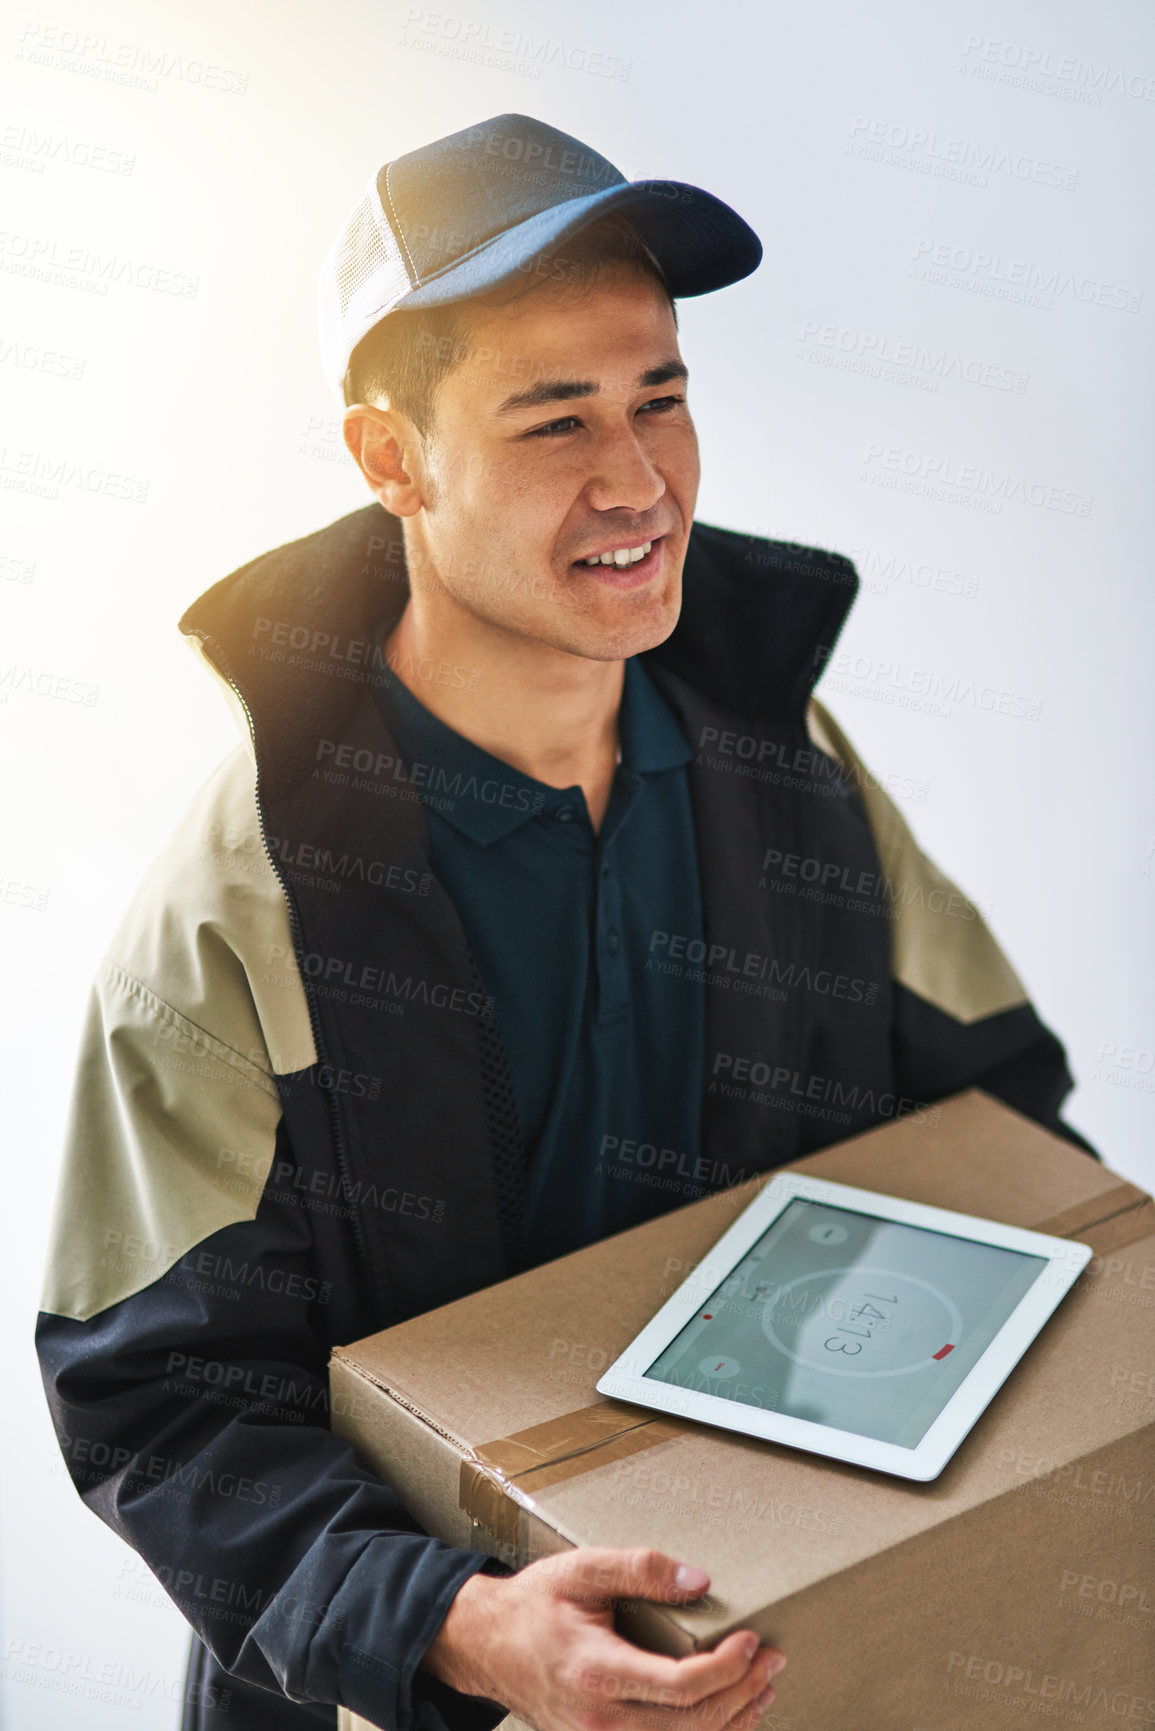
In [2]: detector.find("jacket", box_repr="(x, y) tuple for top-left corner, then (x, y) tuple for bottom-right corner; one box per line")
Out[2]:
(35, 502), (1095, 1729)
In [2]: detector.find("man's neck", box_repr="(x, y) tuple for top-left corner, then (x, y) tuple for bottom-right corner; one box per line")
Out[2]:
(382, 601), (625, 835)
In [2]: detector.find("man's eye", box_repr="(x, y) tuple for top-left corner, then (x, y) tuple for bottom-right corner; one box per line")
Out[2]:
(639, 395), (685, 413)
(523, 416), (582, 440)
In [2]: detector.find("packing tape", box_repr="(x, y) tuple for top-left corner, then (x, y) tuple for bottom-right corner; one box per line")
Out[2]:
(460, 1401), (686, 1548)
(1032, 1180), (1151, 1244)
(459, 1178), (1154, 1547)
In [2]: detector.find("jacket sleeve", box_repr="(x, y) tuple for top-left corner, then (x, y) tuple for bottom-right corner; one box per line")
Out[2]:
(807, 699), (1097, 1155)
(34, 750), (509, 1731)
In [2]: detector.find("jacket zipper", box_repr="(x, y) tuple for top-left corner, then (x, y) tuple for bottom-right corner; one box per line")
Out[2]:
(193, 633), (375, 1296)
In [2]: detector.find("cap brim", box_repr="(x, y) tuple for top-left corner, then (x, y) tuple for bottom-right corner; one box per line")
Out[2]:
(392, 179), (762, 312)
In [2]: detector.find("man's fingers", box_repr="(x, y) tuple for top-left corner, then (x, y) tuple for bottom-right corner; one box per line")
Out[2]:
(635, 1645), (780, 1731)
(522, 1549), (785, 1731)
(568, 1644), (780, 1731)
(547, 1545), (711, 1606)
(567, 1628), (769, 1711)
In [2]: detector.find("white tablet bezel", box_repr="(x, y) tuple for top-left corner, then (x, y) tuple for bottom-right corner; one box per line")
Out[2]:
(595, 1172), (1093, 1481)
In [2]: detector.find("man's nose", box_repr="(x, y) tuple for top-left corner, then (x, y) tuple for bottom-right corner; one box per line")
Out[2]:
(582, 426), (666, 516)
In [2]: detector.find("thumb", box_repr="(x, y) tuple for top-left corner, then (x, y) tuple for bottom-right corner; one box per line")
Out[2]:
(550, 1546), (711, 1607)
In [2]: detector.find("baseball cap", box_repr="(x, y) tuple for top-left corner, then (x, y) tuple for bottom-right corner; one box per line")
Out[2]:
(317, 111), (763, 407)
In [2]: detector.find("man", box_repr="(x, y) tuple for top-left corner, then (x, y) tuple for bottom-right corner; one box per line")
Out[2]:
(35, 113), (1093, 1731)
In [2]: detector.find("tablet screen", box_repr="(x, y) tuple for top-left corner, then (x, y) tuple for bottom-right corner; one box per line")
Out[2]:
(643, 1198), (1049, 1448)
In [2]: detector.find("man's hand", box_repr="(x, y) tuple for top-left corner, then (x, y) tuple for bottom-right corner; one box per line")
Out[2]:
(421, 1546), (786, 1731)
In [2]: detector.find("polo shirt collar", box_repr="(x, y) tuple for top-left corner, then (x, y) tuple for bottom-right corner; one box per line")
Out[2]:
(372, 650), (693, 847)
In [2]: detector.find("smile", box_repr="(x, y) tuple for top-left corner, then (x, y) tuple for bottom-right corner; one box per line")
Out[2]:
(578, 539), (653, 568)
(571, 536), (665, 588)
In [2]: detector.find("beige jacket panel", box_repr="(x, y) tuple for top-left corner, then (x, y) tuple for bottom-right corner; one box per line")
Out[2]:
(806, 698), (1028, 1025)
(41, 747), (316, 1322)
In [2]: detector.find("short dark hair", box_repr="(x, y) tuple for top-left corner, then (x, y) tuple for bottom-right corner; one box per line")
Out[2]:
(345, 212), (678, 440)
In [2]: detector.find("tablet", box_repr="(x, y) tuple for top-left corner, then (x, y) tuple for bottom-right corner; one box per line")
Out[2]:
(595, 1173), (1093, 1481)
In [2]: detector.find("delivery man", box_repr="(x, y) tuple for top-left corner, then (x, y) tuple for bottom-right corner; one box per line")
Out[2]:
(35, 112), (1095, 1731)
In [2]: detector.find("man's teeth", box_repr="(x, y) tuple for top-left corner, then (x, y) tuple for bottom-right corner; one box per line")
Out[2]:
(582, 540), (653, 568)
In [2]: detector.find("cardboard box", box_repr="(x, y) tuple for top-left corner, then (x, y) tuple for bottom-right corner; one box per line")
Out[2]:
(332, 1092), (1155, 1731)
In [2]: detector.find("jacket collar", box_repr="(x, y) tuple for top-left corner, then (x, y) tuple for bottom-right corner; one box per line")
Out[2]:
(179, 502), (858, 798)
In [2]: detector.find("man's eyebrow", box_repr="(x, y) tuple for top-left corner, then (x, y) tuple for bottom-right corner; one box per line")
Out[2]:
(495, 359), (689, 417)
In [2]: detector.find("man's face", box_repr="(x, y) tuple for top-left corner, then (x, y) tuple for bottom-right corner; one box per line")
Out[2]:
(394, 268), (700, 663)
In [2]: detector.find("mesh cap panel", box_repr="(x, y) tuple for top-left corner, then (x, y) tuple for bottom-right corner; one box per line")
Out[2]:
(335, 189), (412, 321)
(317, 177), (413, 406)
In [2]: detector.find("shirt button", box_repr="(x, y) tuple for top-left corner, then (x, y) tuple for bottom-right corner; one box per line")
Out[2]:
(606, 927), (620, 955)
(601, 860), (611, 877)
(554, 804), (576, 824)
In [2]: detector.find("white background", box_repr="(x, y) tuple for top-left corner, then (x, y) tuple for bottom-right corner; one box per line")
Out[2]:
(2, 0), (1152, 1723)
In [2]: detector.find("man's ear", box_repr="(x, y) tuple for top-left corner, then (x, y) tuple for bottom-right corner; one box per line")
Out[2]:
(342, 403), (426, 516)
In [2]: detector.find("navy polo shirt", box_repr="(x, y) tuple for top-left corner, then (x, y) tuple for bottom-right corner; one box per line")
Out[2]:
(370, 646), (707, 1266)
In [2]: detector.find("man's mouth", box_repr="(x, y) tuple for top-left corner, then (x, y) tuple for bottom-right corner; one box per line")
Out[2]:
(570, 536), (664, 585)
(576, 538), (654, 569)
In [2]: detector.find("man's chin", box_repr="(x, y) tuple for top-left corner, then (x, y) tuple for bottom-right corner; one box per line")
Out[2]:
(558, 551), (683, 649)
(565, 591), (683, 663)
